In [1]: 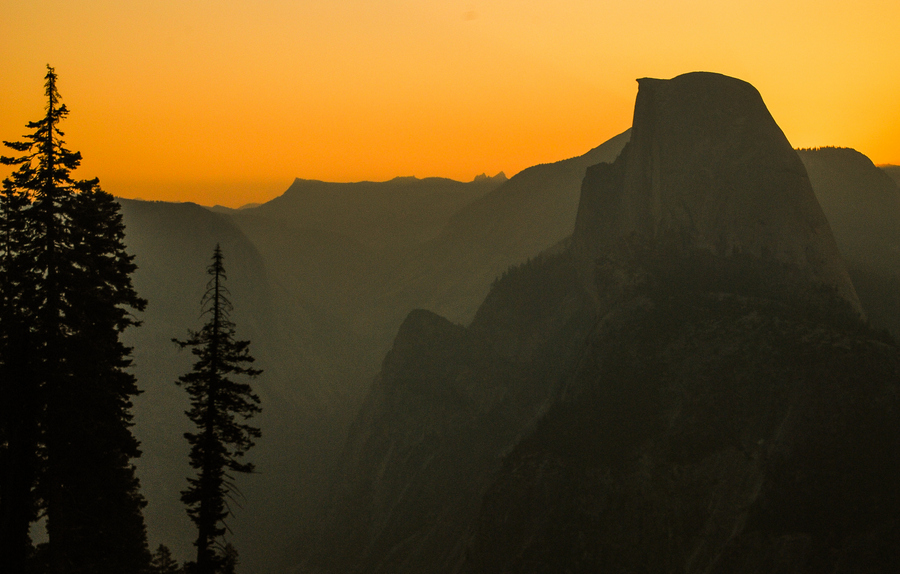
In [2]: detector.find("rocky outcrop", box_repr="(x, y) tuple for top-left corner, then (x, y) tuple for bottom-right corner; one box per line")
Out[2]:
(574, 72), (861, 314)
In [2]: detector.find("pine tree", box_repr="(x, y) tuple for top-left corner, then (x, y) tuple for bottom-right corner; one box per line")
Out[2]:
(219, 543), (239, 574)
(0, 137), (40, 574)
(49, 180), (151, 574)
(0, 65), (150, 573)
(149, 544), (184, 574)
(174, 245), (262, 574)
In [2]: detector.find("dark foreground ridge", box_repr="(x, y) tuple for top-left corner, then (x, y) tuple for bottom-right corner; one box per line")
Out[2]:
(308, 72), (900, 573)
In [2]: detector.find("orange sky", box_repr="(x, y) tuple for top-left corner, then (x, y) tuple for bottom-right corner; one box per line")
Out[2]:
(2, 0), (899, 207)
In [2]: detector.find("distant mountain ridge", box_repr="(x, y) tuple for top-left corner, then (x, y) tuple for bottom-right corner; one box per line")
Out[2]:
(243, 174), (504, 249)
(116, 140), (621, 571)
(879, 164), (900, 187)
(388, 129), (631, 325)
(798, 147), (900, 336)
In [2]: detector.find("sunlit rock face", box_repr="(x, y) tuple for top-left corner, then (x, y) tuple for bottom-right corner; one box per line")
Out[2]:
(574, 72), (861, 314)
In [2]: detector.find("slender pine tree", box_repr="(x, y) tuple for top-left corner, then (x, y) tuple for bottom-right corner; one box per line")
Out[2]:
(0, 65), (150, 574)
(174, 245), (262, 574)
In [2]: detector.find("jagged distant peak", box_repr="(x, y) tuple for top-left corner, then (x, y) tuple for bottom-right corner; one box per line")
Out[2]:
(473, 172), (507, 183)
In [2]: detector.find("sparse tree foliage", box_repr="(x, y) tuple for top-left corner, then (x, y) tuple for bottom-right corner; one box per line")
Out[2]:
(150, 544), (185, 574)
(219, 543), (239, 574)
(0, 65), (149, 573)
(174, 245), (261, 574)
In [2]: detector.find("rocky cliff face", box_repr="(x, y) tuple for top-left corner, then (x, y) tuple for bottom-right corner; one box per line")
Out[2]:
(574, 72), (861, 314)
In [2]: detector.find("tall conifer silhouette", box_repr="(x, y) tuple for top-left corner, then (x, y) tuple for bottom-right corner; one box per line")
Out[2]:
(0, 65), (149, 574)
(174, 245), (262, 574)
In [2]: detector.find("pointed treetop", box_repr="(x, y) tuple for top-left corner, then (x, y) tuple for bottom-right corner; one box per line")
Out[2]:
(201, 243), (231, 319)
(44, 64), (61, 112)
(209, 243), (226, 279)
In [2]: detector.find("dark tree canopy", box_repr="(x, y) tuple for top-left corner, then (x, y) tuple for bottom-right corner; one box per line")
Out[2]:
(174, 244), (262, 574)
(0, 144), (40, 574)
(0, 65), (149, 574)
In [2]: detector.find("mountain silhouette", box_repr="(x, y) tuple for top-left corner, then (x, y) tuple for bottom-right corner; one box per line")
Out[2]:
(116, 79), (900, 572)
(306, 73), (900, 573)
(389, 130), (630, 325)
(798, 148), (900, 337)
(881, 164), (900, 187)
(117, 156), (611, 570)
(574, 73), (860, 313)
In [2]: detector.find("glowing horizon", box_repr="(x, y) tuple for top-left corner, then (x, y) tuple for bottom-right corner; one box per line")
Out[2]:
(3, 0), (899, 208)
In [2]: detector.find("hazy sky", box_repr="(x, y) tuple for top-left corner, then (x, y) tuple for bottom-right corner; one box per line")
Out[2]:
(2, 0), (898, 207)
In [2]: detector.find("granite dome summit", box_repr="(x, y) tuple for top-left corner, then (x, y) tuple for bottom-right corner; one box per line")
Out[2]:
(574, 71), (861, 313)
